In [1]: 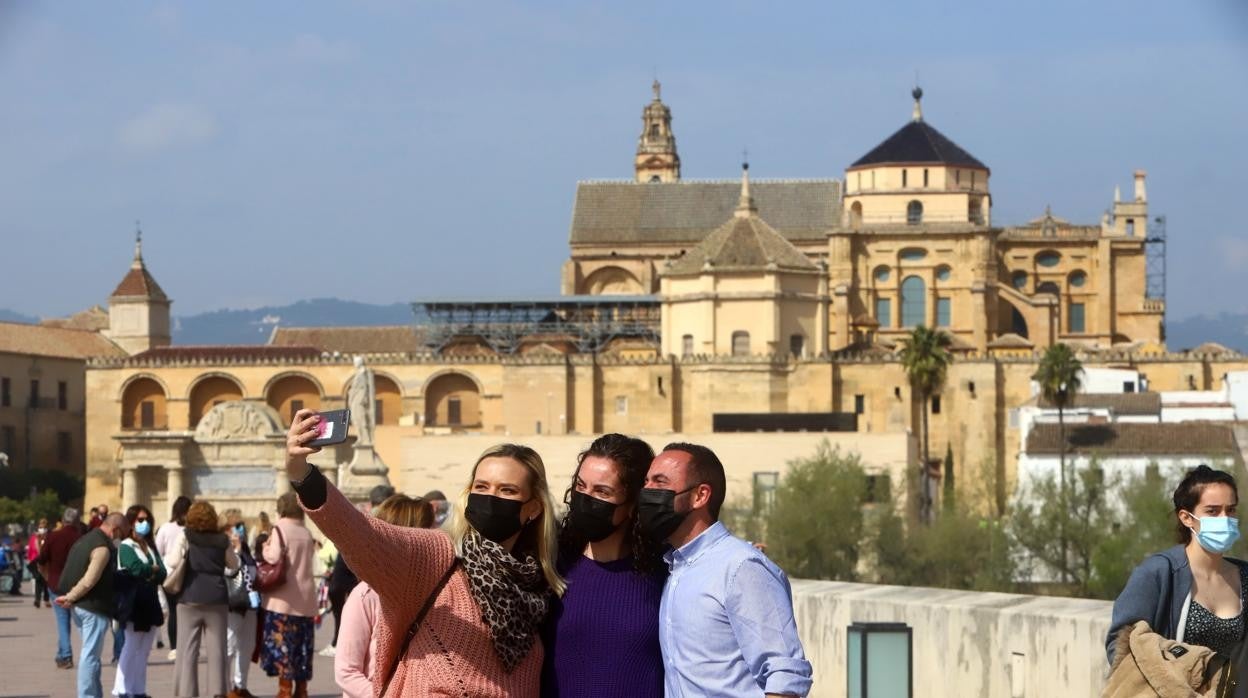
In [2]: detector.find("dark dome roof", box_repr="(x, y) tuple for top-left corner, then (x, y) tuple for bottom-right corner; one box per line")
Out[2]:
(850, 120), (987, 171)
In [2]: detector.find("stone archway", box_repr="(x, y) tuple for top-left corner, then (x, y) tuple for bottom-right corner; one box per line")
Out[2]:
(583, 266), (644, 295)
(264, 374), (322, 427)
(424, 372), (481, 429)
(188, 374), (245, 428)
(121, 376), (168, 430)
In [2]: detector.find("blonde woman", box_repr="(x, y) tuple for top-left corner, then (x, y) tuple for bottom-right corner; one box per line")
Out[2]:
(284, 408), (564, 697)
(334, 494), (434, 697)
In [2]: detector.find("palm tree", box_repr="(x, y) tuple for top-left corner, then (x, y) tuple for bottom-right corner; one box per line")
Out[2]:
(898, 325), (953, 524)
(1032, 342), (1083, 581)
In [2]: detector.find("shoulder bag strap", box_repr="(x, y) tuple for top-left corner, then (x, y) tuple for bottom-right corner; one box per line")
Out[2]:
(380, 558), (461, 696)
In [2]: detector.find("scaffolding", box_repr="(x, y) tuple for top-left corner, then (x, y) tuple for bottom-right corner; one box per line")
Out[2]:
(1145, 215), (1167, 337)
(411, 296), (661, 354)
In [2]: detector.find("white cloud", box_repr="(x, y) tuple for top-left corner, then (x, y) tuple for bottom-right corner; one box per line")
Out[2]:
(287, 33), (355, 65)
(118, 104), (218, 152)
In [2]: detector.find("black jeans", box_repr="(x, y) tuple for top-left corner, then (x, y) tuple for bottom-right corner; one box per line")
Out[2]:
(166, 591), (181, 649)
(329, 589), (348, 646)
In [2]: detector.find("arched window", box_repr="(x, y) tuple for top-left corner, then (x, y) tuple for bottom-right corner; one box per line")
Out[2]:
(122, 377), (168, 430)
(731, 331), (750, 357)
(265, 375), (321, 425)
(189, 375), (244, 427)
(906, 200), (923, 225)
(681, 334), (694, 357)
(1011, 271), (1029, 290)
(850, 201), (863, 228)
(789, 334), (805, 358)
(425, 373), (481, 428)
(900, 276), (926, 327)
(649, 124), (660, 139)
(1036, 281), (1061, 296)
(649, 175), (661, 183)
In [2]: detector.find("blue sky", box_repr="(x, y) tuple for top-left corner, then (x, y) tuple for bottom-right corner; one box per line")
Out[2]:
(1, 1), (1246, 319)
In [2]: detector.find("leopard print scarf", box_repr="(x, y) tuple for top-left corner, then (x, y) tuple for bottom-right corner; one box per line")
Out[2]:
(459, 531), (550, 672)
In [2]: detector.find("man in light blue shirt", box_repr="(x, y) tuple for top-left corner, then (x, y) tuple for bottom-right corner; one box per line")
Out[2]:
(640, 442), (813, 697)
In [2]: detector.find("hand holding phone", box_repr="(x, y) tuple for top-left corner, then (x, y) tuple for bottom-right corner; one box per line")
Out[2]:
(307, 409), (351, 448)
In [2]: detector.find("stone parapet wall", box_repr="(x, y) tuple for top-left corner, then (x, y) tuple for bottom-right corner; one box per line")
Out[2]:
(790, 579), (1111, 697)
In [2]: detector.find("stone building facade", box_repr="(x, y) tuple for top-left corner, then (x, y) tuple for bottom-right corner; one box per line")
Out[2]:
(73, 85), (1236, 521)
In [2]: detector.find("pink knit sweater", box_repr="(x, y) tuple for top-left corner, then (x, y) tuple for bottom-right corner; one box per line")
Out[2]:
(303, 482), (542, 698)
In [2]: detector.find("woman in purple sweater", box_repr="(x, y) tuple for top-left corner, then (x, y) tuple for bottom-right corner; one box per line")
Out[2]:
(541, 433), (666, 697)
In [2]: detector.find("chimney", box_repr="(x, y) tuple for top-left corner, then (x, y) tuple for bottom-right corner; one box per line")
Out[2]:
(1134, 170), (1147, 203)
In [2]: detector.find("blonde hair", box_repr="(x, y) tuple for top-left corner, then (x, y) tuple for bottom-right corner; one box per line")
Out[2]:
(373, 494), (434, 530)
(218, 507), (245, 532)
(451, 443), (566, 596)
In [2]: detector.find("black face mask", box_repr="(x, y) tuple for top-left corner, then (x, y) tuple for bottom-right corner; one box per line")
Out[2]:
(637, 485), (697, 543)
(568, 491), (621, 543)
(465, 493), (529, 544)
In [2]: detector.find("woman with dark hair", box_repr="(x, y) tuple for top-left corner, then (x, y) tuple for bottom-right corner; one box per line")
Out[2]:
(541, 433), (666, 697)
(174, 500), (239, 698)
(1107, 464), (1247, 662)
(259, 492), (318, 698)
(157, 494), (192, 660)
(113, 504), (166, 698)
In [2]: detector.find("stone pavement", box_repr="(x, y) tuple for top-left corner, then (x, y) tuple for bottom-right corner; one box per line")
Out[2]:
(0, 585), (342, 698)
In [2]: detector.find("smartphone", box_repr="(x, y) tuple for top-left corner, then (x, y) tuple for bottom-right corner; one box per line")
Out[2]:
(308, 409), (351, 448)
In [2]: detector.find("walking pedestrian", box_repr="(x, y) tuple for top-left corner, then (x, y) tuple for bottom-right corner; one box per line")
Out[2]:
(258, 492), (318, 698)
(37, 507), (83, 669)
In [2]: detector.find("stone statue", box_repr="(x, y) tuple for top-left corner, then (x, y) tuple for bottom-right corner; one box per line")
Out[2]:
(346, 356), (376, 447)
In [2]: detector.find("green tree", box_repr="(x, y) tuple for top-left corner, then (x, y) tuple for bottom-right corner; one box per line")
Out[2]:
(763, 442), (868, 581)
(0, 490), (64, 527)
(1087, 464), (1177, 599)
(1031, 342), (1083, 579)
(872, 503), (1015, 592)
(898, 325), (953, 523)
(1011, 460), (1113, 596)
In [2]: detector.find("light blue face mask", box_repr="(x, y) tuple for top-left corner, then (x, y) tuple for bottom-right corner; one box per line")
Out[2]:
(1192, 515), (1241, 554)
(134, 520), (151, 537)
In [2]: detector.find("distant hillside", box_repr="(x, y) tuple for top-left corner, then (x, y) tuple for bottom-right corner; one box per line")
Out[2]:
(8, 301), (1246, 354)
(172, 299), (413, 345)
(1167, 312), (1248, 354)
(0, 308), (38, 324)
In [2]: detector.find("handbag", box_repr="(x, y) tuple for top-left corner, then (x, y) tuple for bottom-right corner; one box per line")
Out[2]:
(254, 526), (287, 592)
(161, 535), (188, 595)
(380, 559), (460, 696)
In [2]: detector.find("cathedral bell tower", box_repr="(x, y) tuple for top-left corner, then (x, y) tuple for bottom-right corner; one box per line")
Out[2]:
(104, 225), (172, 355)
(634, 80), (681, 183)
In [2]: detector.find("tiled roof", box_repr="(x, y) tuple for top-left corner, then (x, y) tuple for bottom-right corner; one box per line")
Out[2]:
(569, 180), (841, 246)
(1037, 392), (1162, 417)
(40, 305), (111, 332)
(663, 213), (820, 276)
(0, 321), (126, 359)
(849, 120), (987, 171)
(269, 326), (423, 354)
(1026, 422), (1240, 457)
(127, 345), (322, 363)
(110, 264), (168, 300)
